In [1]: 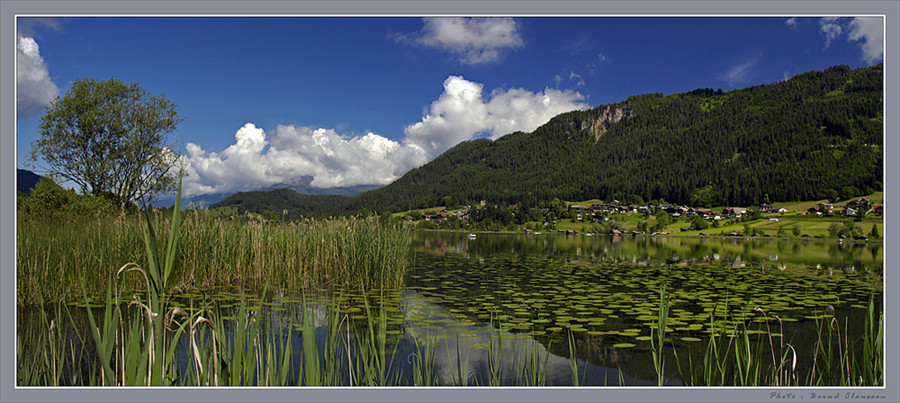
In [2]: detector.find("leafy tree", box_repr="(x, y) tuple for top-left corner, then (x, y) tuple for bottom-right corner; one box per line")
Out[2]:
(840, 185), (861, 201)
(743, 223), (754, 237)
(825, 189), (840, 204)
(689, 214), (709, 231)
(18, 176), (115, 219)
(443, 195), (458, 210)
(792, 223), (803, 236)
(691, 185), (716, 207)
(653, 212), (671, 232)
(843, 219), (863, 238)
(741, 208), (761, 222)
(828, 223), (843, 238)
(869, 224), (880, 239)
(637, 220), (649, 233)
(32, 78), (182, 210)
(18, 175), (71, 215)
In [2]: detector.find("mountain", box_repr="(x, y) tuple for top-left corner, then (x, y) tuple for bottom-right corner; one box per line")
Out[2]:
(211, 188), (349, 219)
(158, 176), (381, 209)
(17, 169), (41, 195)
(153, 192), (236, 209)
(276, 175), (383, 196)
(219, 64), (884, 216)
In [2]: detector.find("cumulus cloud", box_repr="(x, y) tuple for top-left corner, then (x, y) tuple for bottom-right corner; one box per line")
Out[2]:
(400, 17), (524, 64)
(847, 17), (883, 64)
(17, 34), (59, 119)
(404, 75), (588, 157)
(181, 76), (588, 196)
(818, 17), (882, 65)
(181, 123), (429, 196)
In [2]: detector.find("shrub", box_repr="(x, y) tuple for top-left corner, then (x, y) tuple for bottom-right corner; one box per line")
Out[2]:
(18, 176), (115, 219)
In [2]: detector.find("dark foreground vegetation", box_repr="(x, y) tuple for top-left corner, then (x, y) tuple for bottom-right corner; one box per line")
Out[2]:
(16, 183), (883, 387)
(16, 178), (410, 306)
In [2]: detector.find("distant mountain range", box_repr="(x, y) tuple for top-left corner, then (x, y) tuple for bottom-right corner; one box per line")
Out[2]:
(16, 169), (379, 209)
(155, 175), (381, 208)
(17, 169), (41, 195)
(215, 64), (883, 217)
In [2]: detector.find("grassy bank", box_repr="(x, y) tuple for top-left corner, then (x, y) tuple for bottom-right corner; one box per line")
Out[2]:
(16, 212), (410, 306)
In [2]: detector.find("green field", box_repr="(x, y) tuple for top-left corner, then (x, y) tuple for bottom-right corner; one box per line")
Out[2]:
(396, 193), (883, 241)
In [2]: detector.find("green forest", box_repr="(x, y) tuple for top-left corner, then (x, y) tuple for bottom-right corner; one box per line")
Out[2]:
(213, 64), (883, 216)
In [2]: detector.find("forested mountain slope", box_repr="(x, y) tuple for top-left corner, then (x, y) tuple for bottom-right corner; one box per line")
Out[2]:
(218, 64), (883, 216)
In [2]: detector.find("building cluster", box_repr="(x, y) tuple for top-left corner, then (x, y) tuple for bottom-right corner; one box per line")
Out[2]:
(408, 197), (883, 226)
(806, 197), (882, 217)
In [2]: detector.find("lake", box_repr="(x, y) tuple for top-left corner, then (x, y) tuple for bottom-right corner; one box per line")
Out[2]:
(402, 231), (883, 385)
(17, 230), (884, 386)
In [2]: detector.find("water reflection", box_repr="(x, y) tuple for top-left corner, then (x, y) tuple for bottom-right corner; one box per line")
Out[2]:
(17, 231), (883, 386)
(407, 231), (883, 384)
(414, 230), (883, 270)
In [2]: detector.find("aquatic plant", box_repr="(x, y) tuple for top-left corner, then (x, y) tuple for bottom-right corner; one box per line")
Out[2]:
(17, 204), (411, 306)
(649, 283), (670, 386)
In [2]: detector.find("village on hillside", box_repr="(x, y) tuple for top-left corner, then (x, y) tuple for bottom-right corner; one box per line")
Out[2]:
(406, 196), (883, 239)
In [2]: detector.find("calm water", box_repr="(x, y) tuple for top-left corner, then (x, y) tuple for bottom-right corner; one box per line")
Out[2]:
(19, 231), (884, 386)
(402, 231), (883, 385)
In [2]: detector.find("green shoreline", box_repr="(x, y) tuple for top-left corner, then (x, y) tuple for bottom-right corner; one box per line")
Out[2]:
(410, 224), (884, 243)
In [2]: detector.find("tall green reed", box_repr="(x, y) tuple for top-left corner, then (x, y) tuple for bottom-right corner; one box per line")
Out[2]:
(17, 207), (411, 306)
(649, 283), (670, 386)
(669, 291), (882, 387)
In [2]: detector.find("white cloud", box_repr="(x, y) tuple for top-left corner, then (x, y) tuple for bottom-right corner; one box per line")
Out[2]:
(847, 17), (883, 65)
(554, 71), (586, 88)
(785, 17), (798, 29)
(181, 123), (429, 196)
(719, 52), (763, 87)
(403, 75), (588, 157)
(818, 17), (883, 65)
(405, 17), (524, 64)
(819, 17), (843, 48)
(17, 17), (63, 37)
(16, 34), (59, 120)
(561, 34), (591, 54)
(181, 76), (588, 197)
(569, 71), (585, 87)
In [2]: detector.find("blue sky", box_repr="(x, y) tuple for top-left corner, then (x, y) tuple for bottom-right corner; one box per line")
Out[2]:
(16, 16), (884, 197)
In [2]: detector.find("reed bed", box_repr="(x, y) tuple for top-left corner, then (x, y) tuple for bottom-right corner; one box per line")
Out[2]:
(15, 182), (883, 387)
(17, 211), (410, 305)
(665, 293), (884, 387)
(17, 288), (884, 387)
